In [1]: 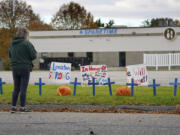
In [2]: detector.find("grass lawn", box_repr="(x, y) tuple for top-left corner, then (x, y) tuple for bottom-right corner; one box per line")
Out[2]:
(1, 84), (180, 106)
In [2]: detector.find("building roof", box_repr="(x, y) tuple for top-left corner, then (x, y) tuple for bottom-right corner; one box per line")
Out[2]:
(29, 27), (180, 52)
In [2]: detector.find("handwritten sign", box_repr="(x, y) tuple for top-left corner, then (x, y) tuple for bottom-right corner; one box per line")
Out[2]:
(126, 64), (148, 86)
(49, 62), (71, 84)
(80, 65), (108, 85)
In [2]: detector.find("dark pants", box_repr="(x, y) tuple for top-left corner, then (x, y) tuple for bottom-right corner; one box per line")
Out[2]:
(12, 68), (30, 107)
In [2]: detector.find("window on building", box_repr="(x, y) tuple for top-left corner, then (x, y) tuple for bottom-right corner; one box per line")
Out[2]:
(68, 52), (74, 57)
(119, 52), (126, 67)
(87, 52), (93, 62)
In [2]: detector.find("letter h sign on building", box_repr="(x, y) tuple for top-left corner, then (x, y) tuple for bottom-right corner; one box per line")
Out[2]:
(49, 62), (71, 84)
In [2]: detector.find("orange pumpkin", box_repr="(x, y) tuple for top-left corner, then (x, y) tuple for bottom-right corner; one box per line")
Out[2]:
(116, 86), (131, 96)
(57, 86), (71, 96)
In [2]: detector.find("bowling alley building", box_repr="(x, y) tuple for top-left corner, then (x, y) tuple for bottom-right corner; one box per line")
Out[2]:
(29, 27), (180, 70)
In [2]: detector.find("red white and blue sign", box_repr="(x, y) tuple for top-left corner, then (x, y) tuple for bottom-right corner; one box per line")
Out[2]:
(49, 62), (71, 84)
(126, 64), (148, 86)
(80, 65), (108, 85)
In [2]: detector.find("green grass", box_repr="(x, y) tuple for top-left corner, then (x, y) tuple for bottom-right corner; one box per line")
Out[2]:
(1, 84), (180, 106)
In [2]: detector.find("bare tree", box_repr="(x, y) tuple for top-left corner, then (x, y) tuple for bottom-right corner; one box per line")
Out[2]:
(142, 18), (180, 27)
(0, 0), (39, 29)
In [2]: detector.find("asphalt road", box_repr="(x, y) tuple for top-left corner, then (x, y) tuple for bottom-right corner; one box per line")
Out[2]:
(1, 71), (180, 86)
(0, 112), (180, 135)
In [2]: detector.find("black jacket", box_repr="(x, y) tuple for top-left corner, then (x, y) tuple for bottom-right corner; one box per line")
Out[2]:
(8, 37), (37, 71)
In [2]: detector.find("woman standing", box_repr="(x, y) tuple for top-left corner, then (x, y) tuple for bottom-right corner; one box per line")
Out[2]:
(8, 26), (37, 113)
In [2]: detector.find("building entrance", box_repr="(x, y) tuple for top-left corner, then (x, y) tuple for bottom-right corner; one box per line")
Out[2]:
(119, 52), (126, 67)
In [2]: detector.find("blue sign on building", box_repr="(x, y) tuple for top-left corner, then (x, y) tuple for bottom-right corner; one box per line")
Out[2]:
(80, 29), (118, 35)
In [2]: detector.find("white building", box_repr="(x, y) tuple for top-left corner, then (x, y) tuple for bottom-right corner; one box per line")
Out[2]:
(29, 27), (180, 70)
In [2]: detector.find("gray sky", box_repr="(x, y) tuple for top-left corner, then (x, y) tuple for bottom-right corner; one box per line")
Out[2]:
(24, 0), (180, 27)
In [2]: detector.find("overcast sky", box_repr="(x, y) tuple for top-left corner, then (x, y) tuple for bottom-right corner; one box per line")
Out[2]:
(24, 0), (180, 27)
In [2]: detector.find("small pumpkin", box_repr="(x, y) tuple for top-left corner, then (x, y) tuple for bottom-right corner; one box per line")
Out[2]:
(57, 86), (71, 96)
(116, 86), (131, 96)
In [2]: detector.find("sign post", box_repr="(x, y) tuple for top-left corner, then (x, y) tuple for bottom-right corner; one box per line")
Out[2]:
(34, 78), (46, 96)
(88, 78), (99, 96)
(0, 78), (6, 95)
(148, 79), (160, 96)
(70, 77), (81, 96)
(104, 78), (115, 96)
(126, 78), (138, 96)
(169, 78), (180, 96)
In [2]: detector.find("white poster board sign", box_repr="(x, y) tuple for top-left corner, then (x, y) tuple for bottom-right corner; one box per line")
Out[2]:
(126, 64), (148, 86)
(49, 62), (71, 84)
(80, 65), (108, 85)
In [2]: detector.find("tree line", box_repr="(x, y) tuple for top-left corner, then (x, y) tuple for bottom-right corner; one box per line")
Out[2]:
(0, 0), (180, 69)
(0, 0), (114, 30)
(0, 0), (115, 67)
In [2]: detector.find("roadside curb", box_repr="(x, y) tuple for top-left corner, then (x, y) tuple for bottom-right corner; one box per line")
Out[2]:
(1, 104), (179, 112)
